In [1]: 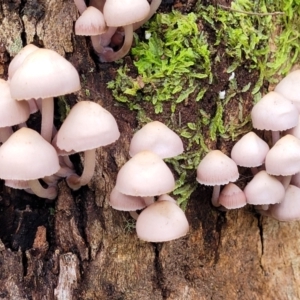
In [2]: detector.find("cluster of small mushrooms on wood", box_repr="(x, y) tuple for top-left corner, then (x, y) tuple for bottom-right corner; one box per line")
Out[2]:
(73, 0), (162, 62)
(0, 44), (120, 200)
(197, 69), (300, 222)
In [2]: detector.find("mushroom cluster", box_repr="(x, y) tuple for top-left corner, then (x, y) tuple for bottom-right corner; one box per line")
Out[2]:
(0, 44), (120, 199)
(196, 69), (300, 222)
(109, 121), (189, 242)
(73, 0), (161, 62)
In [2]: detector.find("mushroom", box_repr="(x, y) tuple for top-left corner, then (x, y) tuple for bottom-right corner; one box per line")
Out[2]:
(136, 200), (189, 242)
(100, 0), (150, 62)
(129, 121), (184, 158)
(274, 69), (300, 112)
(0, 128), (60, 199)
(218, 183), (247, 209)
(265, 134), (300, 188)
(196, 150), (239, 207)
(9, 48), (81, 143)
(244, 170), (285, 207)
(53, 101), (120, 190)
(115, 150), (175, 197)
(251, 91), (298, 145)
(267, 185), (300, 221)
(231, 131), (269, 174)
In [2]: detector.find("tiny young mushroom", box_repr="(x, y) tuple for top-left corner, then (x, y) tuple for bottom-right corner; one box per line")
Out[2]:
(0, 128), (60, 199)
(135, 200), (189, 242)
(196, 150), (239, 207)
(129, 120), (184, 158)
(218, 183), (247, 209)
(53, 101), (120, 190)
(231, 131), (269, 175)
(251, 91), (298, 145)
(9, 47), (81, 143)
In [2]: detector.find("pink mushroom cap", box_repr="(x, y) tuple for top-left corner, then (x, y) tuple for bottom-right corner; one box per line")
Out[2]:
(136, 200), (189, 242)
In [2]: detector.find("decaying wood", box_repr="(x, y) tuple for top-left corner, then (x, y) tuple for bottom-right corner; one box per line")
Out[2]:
(0, 0), (300, 299)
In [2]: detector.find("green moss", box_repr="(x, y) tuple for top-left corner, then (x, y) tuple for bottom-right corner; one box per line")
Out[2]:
(108, 1), (300, 208)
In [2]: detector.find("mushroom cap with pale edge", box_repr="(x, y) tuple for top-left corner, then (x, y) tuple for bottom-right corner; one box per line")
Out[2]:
(9, 48), (81, 100)
(265, 134), (300, 176)
(244, 170), (285, 205)
(75, 6), (106, 36)
(218, 183), (246, 209)
(109, 186), (146, 211)
(286, 115), (300, 139)
(269, 185), (300, 221)
(136, 200), (189, 242)
(0, 79), (30, 127)
(104, 0), (150, 27)
(0, 128), (60, 180)
(129, 121), (184, 158)
(274, 70), (300, 103)
(231, 132), (269, 167)
(8, 44), (39, 79)
(115, 150), (175, 197)
(55, 101), (120, 153)
(196, 150), (239, 185)
(251, 91), (298, 131)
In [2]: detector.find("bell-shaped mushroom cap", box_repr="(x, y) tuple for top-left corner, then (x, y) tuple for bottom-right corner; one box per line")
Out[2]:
(274, 70), (300, 103)
(115, 150), (175, 197)
(269, 185), (300, 221)
(265, 134), (300, 176)
(55, 101), (120, 153)
(196, 150), (239, 185)
(136, 200), (189, 242)
(129, 121), (184, 158)
(109, 186), (147, 211)
(8, 44), (39, 79)
(244, 170), (285, 205)
(103, 0), (150, 27)
(9, 48), (81, 100)
(218, 183), (247, 209)
(75, 6), (106, 36)
(251, 91), (298, 131)
(0, 128), (60, 180)
(0, 79), (30, 127)
(231, 132), (269, 167)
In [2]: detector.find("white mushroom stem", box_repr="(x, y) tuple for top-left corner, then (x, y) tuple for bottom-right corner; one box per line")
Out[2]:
(0, 127), (13, 143)
(250, 167), (259, 175)
(41, 97), (54, 143)
(66, 149), (96, 190)
(133, 0), (162, 30)
(211, 185), (221, 207)
(99, 24), (133, 62)
(272, 130), (280, 145)
(129, 211), (139, 220)
(73, 0), (87, 14)
(28, 179), (58, 200)
(282, 175), (292, 189)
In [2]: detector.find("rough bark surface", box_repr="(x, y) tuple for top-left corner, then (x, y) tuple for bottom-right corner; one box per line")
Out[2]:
(0, 1), (300, 299)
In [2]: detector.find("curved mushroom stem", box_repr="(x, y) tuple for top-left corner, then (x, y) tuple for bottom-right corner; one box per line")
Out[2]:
(282, 175), (292, 189)
(133, 0), (162, 30)
(41, 97), (54, 143)
(99, 24), (133, 62)
(211, 185), (221, 207)
(272, 130), (280, 145)
(66, 149), (96, 190)
(28, 179), (58, 200)
(129, 211), (139, 220)
(74, 0), (87, 14)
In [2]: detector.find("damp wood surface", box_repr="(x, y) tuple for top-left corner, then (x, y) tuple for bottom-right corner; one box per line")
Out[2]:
(0, 0), (299, 299)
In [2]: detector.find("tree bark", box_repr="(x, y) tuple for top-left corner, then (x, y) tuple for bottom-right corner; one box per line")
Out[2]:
(0, 1), (300, 299)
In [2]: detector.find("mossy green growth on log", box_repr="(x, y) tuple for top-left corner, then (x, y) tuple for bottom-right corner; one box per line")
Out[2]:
(108, 11), (211, 114)
(108, 1), (300, 208)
